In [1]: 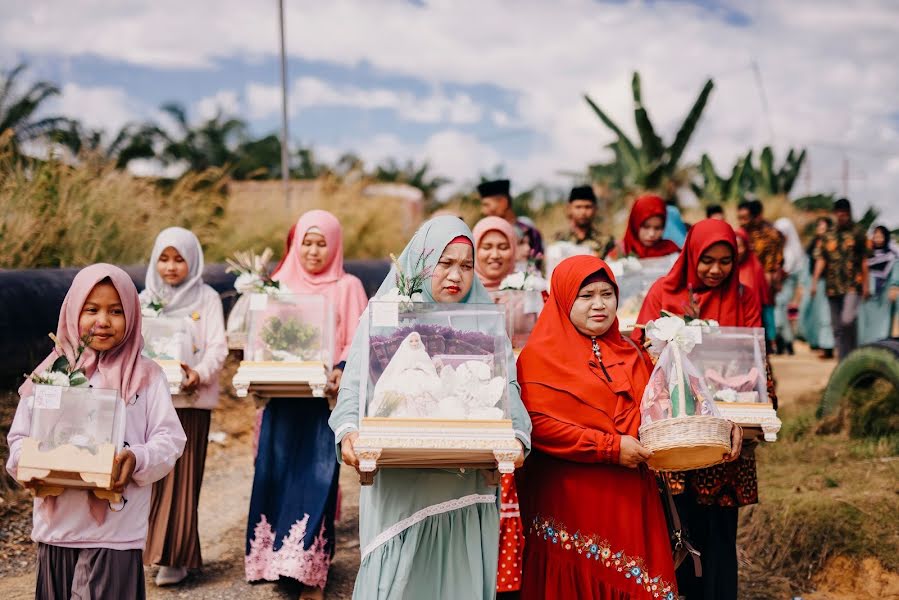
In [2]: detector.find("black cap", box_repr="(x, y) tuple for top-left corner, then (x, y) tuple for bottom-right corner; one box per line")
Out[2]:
(568, 185), (597, 204)
(833, 197), (851, 212)
(477, 179), (510, 199)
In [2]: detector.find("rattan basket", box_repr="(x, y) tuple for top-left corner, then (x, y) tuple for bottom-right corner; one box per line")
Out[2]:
(639, 415), (732, 471)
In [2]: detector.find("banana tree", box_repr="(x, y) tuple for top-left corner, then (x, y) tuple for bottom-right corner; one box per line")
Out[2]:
(584, 72), (715, 199)
(693, 145), (807, 204)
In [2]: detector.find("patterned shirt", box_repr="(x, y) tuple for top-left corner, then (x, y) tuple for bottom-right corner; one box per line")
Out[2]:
(745, 220), (785, 275)
(814, 223), (869, 296)
(554, 226), (616, 259)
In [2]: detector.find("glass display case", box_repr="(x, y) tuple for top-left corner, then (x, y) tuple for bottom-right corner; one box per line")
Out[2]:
(17, 385), (124, 500)
(142, 316), (193, 394)
(609, 255), (678, 332)
(233, 293), (335, 398)
(353, 302), (520, 483)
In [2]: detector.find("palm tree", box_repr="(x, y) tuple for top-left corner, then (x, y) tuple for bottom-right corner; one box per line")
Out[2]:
(50, 121), (159, 169)
(0, 63), (68, 151)
(156, 102), (247, 172)
(692, 146), (807, 204)
(584, 72), (715, 200)
(374, 158), (450, 202)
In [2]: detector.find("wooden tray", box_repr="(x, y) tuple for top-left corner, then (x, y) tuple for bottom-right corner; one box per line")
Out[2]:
(233, 360), (328, 398)
(16, 438), (122, 502)
(714, 401), (781, 442)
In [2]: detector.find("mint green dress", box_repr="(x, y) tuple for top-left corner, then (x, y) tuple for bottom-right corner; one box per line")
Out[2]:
(798, 267), (835, 350)
(858, 261), (899, 345)
(329, 216), (532, 600)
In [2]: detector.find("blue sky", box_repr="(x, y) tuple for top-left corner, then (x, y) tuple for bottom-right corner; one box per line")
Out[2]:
(2, 0), (897, 224)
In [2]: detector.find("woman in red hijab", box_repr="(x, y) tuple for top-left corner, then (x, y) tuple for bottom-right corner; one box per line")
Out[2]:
(612, 194), (681, 259)
(734, 226), (770, 318)
(634, 219), (772, 600)
(516, 255), (677, 600)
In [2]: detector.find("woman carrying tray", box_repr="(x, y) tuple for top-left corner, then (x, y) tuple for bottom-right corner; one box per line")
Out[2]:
(245, 210), (368, 599)
(634, 219), (775, 600)
(515, 255), (679, 600)
(329, 216), (532, 599)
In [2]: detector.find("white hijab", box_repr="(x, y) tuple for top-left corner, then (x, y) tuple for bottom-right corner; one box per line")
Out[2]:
(774, 218), (805, 275)
(140, 226), (207, 318)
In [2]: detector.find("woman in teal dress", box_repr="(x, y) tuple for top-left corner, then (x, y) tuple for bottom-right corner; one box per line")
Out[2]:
(774, 218), (806, 355)
(799, 217), (835, 356)
(858, 226), (899, 345)
(329, 216), (532, 600)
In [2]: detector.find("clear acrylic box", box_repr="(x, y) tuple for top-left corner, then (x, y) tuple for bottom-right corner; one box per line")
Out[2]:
(17, 385), (125, 498)
(687, 327), (768, 404)
(245, 293), (334, 365)
(489, 290), (541, 351)
(141, 316), (193, 362)
(610, 255), (678, 331)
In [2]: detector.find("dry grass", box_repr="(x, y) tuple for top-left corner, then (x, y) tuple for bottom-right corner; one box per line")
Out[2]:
(739, 388), (899, 597)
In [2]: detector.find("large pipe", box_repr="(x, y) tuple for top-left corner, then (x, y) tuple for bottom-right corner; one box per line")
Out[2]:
(0, 260), (390, 388)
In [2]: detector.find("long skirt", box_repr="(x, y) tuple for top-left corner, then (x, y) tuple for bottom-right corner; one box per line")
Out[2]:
(673, 488), (739, 600)
(245, 398), (339, 588)
(145, 407), (211, 569)
(774, 270), (800, 343)
(798, 278), (834, 350)
(36, 543), (146, 600)
(517, 450), (677, 600)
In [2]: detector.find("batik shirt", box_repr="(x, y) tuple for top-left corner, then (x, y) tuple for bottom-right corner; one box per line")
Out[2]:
(554, 226), (616, 259)
(745, 220), (785, 275)
(814, 224), (869, 296)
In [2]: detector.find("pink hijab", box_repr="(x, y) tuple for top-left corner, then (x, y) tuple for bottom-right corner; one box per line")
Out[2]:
(272, 210), (368, 362)
(473, 216), (519, 291)
(20, 263), (157, 403)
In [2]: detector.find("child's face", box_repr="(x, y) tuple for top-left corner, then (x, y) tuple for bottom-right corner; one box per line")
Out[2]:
(156, 246), (190, 286)
(638, 216), (665, 247)
(80, 282), (127, 352)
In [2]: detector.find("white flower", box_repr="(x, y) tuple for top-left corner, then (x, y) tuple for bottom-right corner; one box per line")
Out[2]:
(499, 272), (526, 290)
(523, 273), (548, 292)
(645, 315), (702, 355)
(48, 371), (70, 387)
(234, 272), (263, 294)
(714, 388), (738, 403)
(410, 292), (424, 303)
(141, 306), (161, 318)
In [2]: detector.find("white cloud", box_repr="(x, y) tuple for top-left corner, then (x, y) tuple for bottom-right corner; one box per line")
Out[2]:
(193, 89), (240, 121)
(2, 0), (899, 224)
(50, 82), (138, 133)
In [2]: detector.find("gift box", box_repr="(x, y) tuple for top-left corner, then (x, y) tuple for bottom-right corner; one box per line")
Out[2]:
(232, 293), (334, 398)
(353, 301), (520, 484)
(685, 326), (781, 442)
(608, 255), (678, 333)
(489, 290), (542, 352)
(141, 316), (193, 394)
(16, 385), (125, 502)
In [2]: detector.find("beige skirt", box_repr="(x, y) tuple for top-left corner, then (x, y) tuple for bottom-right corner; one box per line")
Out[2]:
(144, 407), (211, 569)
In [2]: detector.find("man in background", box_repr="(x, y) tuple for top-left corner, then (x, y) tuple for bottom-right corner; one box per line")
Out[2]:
(738, 197), (785, 350)
(812, 197), (870, 359)
(553, 185), (616, 258)
(478, 179), (544, 260)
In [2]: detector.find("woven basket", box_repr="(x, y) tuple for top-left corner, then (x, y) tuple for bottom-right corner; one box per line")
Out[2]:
(639, 415), (732, 472)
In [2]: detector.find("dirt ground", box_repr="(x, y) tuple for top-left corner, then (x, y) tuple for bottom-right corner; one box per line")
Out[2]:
(0, 345), (895, 599)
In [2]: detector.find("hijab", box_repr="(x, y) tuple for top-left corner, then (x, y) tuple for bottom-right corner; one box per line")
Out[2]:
(636, 219), (760, 328)
(140, 227), (206, 318)
(21, 263), (157, 403)
(518, 255), (650, 437)
(473, 216), (520, 291)
(622, 194), (681, 258)
(735, 227), (773, 305)
(272, 209), (368, 362)
(774, 217), (804, 275)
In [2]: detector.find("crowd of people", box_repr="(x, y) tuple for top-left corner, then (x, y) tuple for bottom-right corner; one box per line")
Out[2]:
(5, 178), (898, 600)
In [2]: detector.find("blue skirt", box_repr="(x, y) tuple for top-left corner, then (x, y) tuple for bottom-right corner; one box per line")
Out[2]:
(245, 398), (339, 588)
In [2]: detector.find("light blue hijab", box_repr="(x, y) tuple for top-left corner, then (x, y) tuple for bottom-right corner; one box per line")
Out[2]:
(374, 215), (493, 304)
(663, 204), (688, 247)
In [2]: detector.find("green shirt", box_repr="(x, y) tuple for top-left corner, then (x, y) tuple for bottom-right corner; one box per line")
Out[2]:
(554, 226), (616, 259)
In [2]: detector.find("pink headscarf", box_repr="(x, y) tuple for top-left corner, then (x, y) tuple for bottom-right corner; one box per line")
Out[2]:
(473, 216), (519, 291)
(272, 210), (368, 362)
(20, 263), (157, 403)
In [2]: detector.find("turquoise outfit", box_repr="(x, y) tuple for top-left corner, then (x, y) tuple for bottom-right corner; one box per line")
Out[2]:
(857, 262), (899, 345)
(774, 256), (807, 344)
(663, 205), (687, 247)
(798, 268), (834, 350)
(329, 216), (532, 600)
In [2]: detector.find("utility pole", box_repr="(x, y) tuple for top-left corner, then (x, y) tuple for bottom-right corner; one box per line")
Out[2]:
(841, 156), (849, 198)
(278, 0), (290, 209)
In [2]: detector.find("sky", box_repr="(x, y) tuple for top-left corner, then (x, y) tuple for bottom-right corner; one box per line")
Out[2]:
(2, 0), (897, 225)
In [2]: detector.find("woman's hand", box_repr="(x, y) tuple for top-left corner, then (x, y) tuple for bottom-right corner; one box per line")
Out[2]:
(112, 449), (136, 492)
(725, 423), (743, 462)
(180, 363), (200, 393)
(514, 441), (525, 468)
(340, 431), (360, 468)
(325, 368), (343, 400)
(618, 435), (653, 468)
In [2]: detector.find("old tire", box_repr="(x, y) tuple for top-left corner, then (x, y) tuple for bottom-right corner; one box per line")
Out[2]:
(819, 339), (899, 420)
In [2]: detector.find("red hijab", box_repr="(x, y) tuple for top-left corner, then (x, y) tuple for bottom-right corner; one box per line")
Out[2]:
(735, 227), (773, 305)
(635, 219), (761, 329)
(517, 255), (652, 438)
(621, 194), (681, 258)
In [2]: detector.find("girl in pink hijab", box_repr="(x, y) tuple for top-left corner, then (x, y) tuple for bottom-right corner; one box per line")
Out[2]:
(246, 210), (367, 598)
(7, 264), (186, 599)
(474, 216), (520, 291)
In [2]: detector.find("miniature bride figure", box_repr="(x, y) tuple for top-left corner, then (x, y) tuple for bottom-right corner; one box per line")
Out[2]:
(370, 332), (442, 417)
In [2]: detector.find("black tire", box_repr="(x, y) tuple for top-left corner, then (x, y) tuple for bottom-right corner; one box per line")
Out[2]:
(819, 339), (899, 418)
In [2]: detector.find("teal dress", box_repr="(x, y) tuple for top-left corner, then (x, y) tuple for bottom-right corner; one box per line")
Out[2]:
(774, 255), (807, 344)
(798, 267), (834, 350)
(858, 261), (899, 345)
(329, 217), (532, 600)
